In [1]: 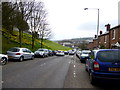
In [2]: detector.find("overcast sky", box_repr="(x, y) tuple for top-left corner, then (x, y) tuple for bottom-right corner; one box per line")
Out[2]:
(38, 0), (119, 40)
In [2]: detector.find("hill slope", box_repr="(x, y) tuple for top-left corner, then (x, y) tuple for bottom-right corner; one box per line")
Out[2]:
(1, 29), (71, 54)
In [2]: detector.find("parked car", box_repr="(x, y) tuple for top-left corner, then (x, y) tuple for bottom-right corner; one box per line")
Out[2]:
(52, 50), (57, 55)
(34, 49), (49, 57)
(69, 50), (76, 55)
(7, 47), (34, 62)
(48, 50), (54, 56)
(56, 50), (65, 56)
(80, 50), (91, 63)
(76, 50), (81, 58)
(64, 51), (69, 55)
(0, 54), (8, 65)
(85, 49), (120, 84)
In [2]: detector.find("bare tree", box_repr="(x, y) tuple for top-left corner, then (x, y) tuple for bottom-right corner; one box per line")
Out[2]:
(14, 0), (35, 47)
(29, 1), (51, 49)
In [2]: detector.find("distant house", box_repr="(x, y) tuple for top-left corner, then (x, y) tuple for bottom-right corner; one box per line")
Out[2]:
(93, 38), (98, 49)
(87, 24), (120, 49)
(109, 25), (120, 48)
(98, 32), (109, 49)
(87, 41), (93, 50)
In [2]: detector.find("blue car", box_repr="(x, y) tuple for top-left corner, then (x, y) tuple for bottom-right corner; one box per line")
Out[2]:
(85, 49), (120, 84)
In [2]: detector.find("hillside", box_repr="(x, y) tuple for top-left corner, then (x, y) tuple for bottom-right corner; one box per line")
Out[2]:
(1, 29), (71, 54)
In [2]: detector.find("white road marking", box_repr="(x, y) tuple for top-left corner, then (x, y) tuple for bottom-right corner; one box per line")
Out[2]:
(68, 61), (71, 64)
(69, 56), (73, 58)
(74, 65), (75, 68)
(0, 81), (4, 84)
(40, 63), (46, 66)
(73, 72), (76, 78)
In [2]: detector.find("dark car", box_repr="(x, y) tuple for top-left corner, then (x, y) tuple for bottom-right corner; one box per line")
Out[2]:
(48, 50), (54, 56)
(85, 49), (120, 84)
(64, 51), (69, 55)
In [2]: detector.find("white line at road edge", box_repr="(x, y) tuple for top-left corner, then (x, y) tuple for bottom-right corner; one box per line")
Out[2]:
(74, 65), (76, 68)
(40, 63), (46, 67)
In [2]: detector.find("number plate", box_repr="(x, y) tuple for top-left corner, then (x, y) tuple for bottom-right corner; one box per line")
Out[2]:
(8, 56), (13, 58)
(109, 68), (120, 71)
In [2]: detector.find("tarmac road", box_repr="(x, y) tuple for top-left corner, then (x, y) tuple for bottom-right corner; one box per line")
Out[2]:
(2, 55), (120, 89)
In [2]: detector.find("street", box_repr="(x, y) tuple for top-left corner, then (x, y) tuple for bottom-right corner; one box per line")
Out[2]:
(2, 55), (120, 89)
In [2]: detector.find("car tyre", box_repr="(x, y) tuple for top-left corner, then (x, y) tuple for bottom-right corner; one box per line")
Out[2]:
(81, 60), (83, 63)
(89, 72), (96, 85)
(19, 56), (24, 62)
(31, 55), (34, 60)
(42, 55), (45, 58)
(1, 57), (7, 65)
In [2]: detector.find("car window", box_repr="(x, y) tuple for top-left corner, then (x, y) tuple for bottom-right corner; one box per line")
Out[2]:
(22, 49), (27, 52)
(82, 51), (91, 54)
(8, 48), (20, 52)
(90, 51), (95, 59)
(26, 49), (32, 53)
(97, 50), (120, 62)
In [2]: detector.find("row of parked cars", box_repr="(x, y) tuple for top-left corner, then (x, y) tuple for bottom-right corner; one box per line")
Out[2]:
(0, 47), (76, 65)
(0, 47), (54, 65)
(77, 49), (120, 85)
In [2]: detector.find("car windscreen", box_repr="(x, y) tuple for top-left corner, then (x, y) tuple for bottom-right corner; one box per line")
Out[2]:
(8, 48), (20, 52)
(58, 51), (63, 53)
(82, 52), (90, 54)
(97, 50), (120, 62)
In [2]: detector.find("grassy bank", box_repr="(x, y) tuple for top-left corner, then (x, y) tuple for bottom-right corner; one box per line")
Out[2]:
(1, 29), (71, 54)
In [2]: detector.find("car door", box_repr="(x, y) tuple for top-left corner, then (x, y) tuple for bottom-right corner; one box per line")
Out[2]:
(22, 49), (28, 59)
(26, 49), (32, 59)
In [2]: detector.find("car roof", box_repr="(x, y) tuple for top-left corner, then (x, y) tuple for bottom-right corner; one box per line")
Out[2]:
(92, 49), (120, 57)
(38, 48), (48, 50)
(93, 49), (120, 52)
(10, 47), (27, 49)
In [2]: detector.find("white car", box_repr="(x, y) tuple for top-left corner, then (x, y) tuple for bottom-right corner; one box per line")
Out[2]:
(34, 49), (49, 57)
(56, 51), (65, 56)
(80, 50), (91, 63)
(0, 54), (8, 65)
(68, 50), (76, 55)
(76, 50), (82, 58)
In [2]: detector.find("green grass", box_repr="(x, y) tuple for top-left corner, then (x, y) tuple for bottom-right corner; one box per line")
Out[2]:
(1, 28), (71, 54)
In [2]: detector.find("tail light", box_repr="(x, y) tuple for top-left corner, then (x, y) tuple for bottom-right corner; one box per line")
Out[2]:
(16, 53), (21, 55)
(94, 61), (100, 71)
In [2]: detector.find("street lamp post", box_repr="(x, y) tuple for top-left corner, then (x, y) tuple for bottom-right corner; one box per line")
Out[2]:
(84, 8), (99, 48)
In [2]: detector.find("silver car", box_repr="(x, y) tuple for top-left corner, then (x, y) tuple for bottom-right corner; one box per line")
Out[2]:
(34, 49), (49, 57)
(7, 47), (34, 62)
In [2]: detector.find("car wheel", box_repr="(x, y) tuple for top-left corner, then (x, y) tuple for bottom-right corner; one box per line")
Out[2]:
(31, 55), (34, 60)
(81, 60), (83, 63)
(19, 56), (24, 62)
(1, 57), (7, 65)
(42, 55), (45, 58)
(89, 72), (96, 85)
